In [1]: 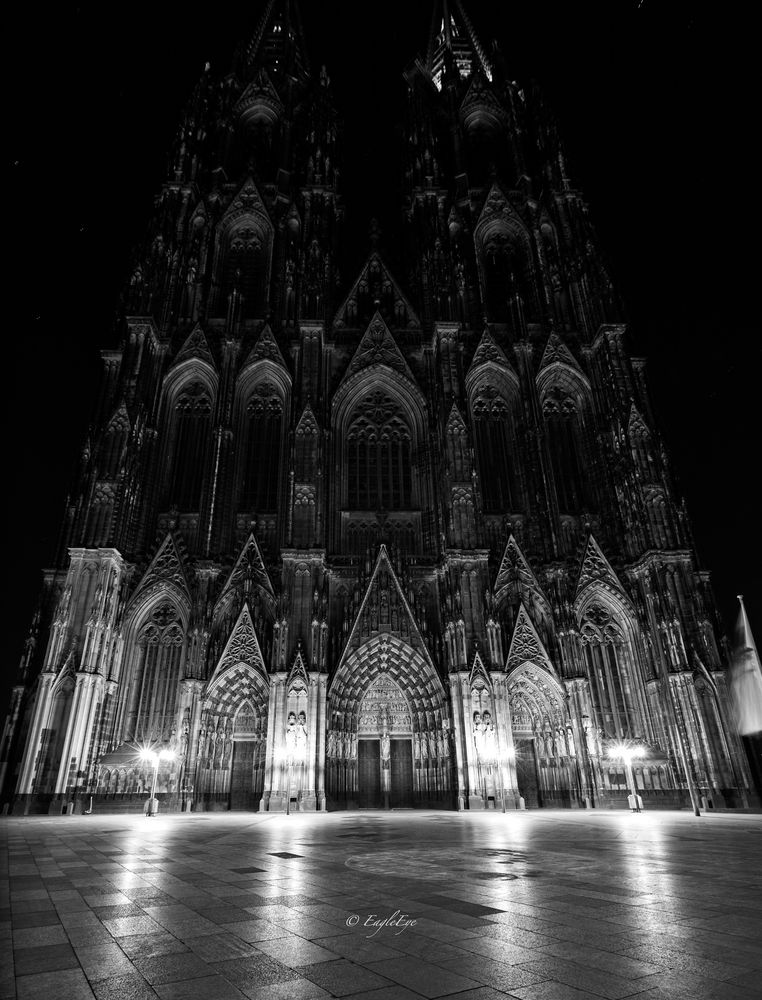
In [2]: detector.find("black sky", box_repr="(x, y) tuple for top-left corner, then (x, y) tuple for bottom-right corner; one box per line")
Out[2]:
(5, 1), (760, 710)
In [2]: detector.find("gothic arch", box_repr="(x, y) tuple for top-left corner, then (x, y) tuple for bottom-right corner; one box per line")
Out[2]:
(575, 588), (652, 743)
(467, 366), (523, 513)
(233, 360), (291, 518)
(116, 593), (188, 744)
(537, 364), (594, 514)
(211, 179), (274, 319)
(331, 369), (432, 553)
(159, 361), (218, 512)
(474, 193), (538, 324)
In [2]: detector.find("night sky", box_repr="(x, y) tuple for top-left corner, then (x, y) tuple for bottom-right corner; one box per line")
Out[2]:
(5, 1), (759, 712)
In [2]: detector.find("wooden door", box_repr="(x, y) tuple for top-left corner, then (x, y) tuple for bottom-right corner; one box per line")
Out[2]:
(390, 739), (413, 807)
(229, 741), (258, 810)
(515, 738), (541, 808)
(358, 739), (381, 807)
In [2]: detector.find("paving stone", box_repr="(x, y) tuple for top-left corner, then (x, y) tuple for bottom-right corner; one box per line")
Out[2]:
(2, 811), (762, 1000)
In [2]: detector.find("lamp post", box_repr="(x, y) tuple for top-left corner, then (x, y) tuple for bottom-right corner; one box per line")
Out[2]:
(608, 740), (641, 812)
(141, 746), (175, 816)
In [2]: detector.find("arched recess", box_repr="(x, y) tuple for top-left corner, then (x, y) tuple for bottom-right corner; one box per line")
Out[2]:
(466, 366), (523, 513)
(212, 199), (274, 319)
(34, 674), (75, 794)
(475, 217), (538, 326)
(575, 588), (653, 747)
(507, 662), (577, 808)
(159, 360), (218, 512)
(332, 369), (432, 555)
(537, 363), (594, 514)
(233, 359), (291, 531)
(327, 634), (450, 808)
(115, 593), (189, 745)
(197, 661), (270, 810)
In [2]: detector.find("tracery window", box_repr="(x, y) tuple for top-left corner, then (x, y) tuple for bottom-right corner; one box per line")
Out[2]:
(580, 602), (636, 738)
(220, 223), (268, 318)
(543, 387), (586, 513)
(242, 384), (283, 512)
(129, 602), (185, 742)
(168, 381), (212, 510)
(346, 391), (412, 510)
(471, 383), (518, 512)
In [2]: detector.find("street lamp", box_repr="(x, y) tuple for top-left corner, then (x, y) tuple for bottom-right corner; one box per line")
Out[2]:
(607, 740), (642, 812)
(140, 746), (176, 816)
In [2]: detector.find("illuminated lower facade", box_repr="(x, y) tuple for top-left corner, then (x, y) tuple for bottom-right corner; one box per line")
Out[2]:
(0, 1), (755, 813)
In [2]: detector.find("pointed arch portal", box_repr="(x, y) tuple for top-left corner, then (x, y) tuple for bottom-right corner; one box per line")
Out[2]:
(327, 634), (453, 809)
(507, 663), (578, 808)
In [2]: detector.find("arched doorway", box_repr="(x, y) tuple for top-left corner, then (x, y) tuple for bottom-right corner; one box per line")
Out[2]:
(508, 664), (580, 808)
(327, 634), (452, 809)
(196, 663), (268, 811)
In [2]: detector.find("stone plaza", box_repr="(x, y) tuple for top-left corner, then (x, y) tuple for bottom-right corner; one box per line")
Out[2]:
(1, 809), (761, 1000)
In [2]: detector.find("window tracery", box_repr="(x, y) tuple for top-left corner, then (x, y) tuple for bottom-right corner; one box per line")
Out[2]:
(542, 386), (586, 513)
(168, 381), (212, 510)
(470, 382), (518, 512)
(346, 391), (412, 510)
(242, 382), (283, 512)
(127, 602), (185, 743)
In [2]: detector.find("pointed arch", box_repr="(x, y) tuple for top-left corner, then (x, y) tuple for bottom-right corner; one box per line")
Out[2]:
(576, 587), (650, 743)
(234, 332), (291, 520)
(211, 177), (274, 319)
(536, 345), (594, 515)
(466, 353), (523, 513)
(160, 358), (218, 512)
(117, 592), (188, 744)
(474, 185), (538, 325)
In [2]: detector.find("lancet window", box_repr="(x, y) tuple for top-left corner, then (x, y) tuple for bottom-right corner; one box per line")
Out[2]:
(242, 384), (283, 512)
(168, 381), (212, 510)
(470, 383), (519, 513)
(346, 391), (413, 510)
(126, 602), (185, 743)
(220, 222), (269, 318)
(542, 387), (587, 513)
(579, 602), (638, 739)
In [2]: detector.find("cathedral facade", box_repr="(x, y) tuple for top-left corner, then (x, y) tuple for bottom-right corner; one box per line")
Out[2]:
(1, 1), (754, 814)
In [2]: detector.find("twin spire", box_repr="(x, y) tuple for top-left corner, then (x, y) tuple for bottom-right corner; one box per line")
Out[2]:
(239, 1), (490, 90)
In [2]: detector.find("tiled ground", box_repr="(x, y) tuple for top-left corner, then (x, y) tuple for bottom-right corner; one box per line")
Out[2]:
(1, 810), (761, 1000)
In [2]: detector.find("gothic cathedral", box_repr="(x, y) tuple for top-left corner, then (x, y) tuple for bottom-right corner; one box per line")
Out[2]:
(1, 1), (754, 814)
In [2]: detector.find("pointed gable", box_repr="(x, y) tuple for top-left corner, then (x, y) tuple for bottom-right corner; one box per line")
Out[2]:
(242, 323), (290, 374)
(628, 402), (651, 439)
(234, 67), (284, 127)
(172, 324), (216, 371)
(506, 603), (556, 677)
(131, 532), (190, 605)
(460, 71), (507, 131)
(105, 401), (131, 434)
(538, 333), (583, 376)
(466, 327), (516, 384)
(474, 182), (530, 244)
(207, 604), (267, 690)
(342, 545), (431, 660)
(494, 535), (551, 619)
(295, 401), (319, 436)
(341, 311), (418, 386)
(332, 252), (421, 330)
(575, 535), (626, 602)
(287, 644), (310, 690)
(216, 533), (275, 614)
(220, 175), (273, 235)
(468, 648), (492, 689)
(446, 402), (468, 436)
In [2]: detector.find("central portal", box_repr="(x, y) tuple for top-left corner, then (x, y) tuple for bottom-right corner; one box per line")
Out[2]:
(357, 737), (413, 808)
